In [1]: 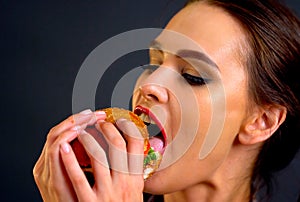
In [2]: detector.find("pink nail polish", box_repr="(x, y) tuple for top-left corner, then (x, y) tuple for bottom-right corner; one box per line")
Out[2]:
(61, 143), (70, 153)
(94, 110), (106, 116)
(79, 109), (92, 115)
(71, 125), (82, 134)
(73, 113), (93, 124)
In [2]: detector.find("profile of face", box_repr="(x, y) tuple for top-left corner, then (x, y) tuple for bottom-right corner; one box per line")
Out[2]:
(132, 2), (253, 194)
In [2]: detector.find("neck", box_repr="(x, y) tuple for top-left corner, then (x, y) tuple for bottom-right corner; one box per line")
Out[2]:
(164, 176), (251, 202)
(164, 143), (260, 202)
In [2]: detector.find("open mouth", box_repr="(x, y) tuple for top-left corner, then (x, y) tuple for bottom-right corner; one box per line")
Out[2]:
(134, 105), (167, 154)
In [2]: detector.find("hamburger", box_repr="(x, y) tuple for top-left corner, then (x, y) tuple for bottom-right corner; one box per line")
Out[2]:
(71, 107), (163, 185)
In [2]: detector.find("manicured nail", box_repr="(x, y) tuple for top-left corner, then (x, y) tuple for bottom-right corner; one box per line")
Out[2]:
(79, 109), (92, 115)
(116, 118), (128, 125)
(71, 125), (83, 134)
(94, 111), (106, 118)
(61, 143), (70, 153)
(74, 113), (93, 124)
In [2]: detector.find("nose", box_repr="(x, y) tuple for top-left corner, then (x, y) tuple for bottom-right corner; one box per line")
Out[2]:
(139, 83), (168, 104)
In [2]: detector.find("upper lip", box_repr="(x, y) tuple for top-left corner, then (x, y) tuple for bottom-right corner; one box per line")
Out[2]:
(134, 105), (167, 146)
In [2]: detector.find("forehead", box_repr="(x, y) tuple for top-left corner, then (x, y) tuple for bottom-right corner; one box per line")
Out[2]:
(160, 2), (246, 68)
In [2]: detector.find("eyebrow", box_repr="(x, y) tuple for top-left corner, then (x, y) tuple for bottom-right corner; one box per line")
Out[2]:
(176, 50), (219, 70)
(149, 40), (219, 70)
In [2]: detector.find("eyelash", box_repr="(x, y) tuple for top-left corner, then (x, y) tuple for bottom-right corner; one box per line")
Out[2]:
(147, 62), (209, 86)
(182, 73), (208, 86)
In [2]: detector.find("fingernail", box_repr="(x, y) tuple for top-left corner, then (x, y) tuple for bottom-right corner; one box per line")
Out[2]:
(94, 110), (106, 118)
(116, 118), (129, 125)
(117, 118), (128, 123)
(79, 109), (92, 115)
(61, 143), (70, 153)
(74, 113), (93, 124)
(71, 125), (83, 134)
(116, 118), (130, 129)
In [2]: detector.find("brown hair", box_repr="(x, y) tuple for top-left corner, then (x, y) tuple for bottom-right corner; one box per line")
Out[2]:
(187, 0), (300, 199)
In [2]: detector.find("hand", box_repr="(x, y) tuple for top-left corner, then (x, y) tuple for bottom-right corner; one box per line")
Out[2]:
(33, 109), (105, 201)
(33, 110), (145, 202)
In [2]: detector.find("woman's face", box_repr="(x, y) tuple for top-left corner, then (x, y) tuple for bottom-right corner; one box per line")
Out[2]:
(132, 2), (250, 193)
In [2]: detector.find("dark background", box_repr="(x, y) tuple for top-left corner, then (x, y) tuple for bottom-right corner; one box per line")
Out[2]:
(1, 0), (300, 201)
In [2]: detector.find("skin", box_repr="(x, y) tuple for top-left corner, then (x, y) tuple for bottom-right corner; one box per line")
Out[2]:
(135, 2), (286, 201)
(33, 2), (287, 202)
(33, 110), (145, 202)
(133, 3), (253, 201)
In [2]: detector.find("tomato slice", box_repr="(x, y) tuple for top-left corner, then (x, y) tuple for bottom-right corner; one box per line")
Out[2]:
(71, 139), (91, 167)
(144, 140), (151, 155)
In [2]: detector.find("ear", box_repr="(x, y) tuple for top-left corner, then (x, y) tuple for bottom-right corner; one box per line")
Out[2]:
(238, 105), (287, 145)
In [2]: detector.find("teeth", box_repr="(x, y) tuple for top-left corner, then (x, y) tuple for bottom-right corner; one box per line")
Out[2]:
(139, 113), (156, 124)
(139, 113), (162, 138)
(139, 113), (151, 123)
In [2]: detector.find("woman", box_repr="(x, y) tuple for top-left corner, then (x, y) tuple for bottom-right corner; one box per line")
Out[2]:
(33, 0), (300, 201)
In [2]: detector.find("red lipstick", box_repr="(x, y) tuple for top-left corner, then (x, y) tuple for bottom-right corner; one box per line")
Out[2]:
(134, 105), (167, 149)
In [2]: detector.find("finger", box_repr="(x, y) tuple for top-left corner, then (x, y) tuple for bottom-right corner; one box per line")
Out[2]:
(33, 110), (106, 202)
(78, 110), (107, 128)
(48, 110), (106, 145)
(45, 129), (80, 201)
(46, 110), (93, 145)
(98, 122), (129, 176)
(116, 119), (144, 175)
(60, 142), (94, 201)
(78, 131), (111, 191)
(47, 127), (82, 183)
(93, 110), (107, 123)
(33, 129), (78, 201)
(44, 111), (101, 181)
(102, 119), (145, 201)
(85, 126), (109, 152)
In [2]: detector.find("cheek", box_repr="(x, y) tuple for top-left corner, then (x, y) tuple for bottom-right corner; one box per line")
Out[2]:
(144, 80), (248, 192)
(199, 68), (249, 162)
(192, 82), (228, 160)
(188, 72), (248, 169)
(190, 89), (213, 152)
(176, 88), (222, 173)
(222, 68), (248, 133)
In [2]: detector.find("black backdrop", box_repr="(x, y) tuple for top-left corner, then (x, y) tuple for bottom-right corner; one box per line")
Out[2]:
(1, 1), (300, 201)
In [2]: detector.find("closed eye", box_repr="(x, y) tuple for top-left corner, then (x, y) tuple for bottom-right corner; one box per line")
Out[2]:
(182, 73), (209, 86)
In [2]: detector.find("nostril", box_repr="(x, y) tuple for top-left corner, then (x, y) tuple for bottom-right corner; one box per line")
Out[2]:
(139, 84), (168, 104)
(146, 94), (159, 102)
